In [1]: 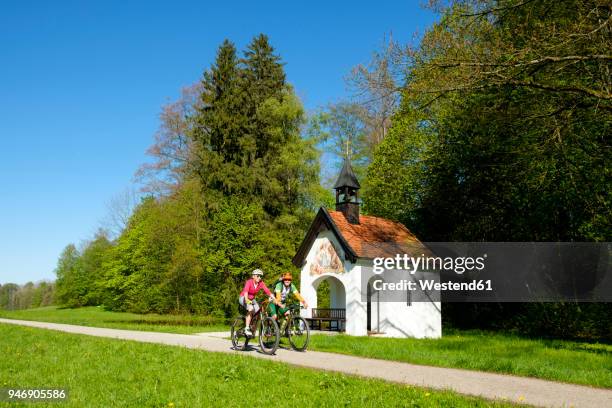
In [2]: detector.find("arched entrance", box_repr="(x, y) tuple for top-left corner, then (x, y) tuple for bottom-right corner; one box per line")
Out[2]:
(310, 275), (346, 331)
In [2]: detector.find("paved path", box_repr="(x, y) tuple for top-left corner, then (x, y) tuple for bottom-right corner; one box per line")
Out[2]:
(2, 318), (611, 408)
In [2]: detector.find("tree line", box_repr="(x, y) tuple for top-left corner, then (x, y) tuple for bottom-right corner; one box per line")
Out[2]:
(0, 282), (55, 310)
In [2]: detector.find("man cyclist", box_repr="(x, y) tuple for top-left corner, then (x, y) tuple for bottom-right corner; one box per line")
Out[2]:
(269, 273), (308, 332)
(239, 269), (280, 337)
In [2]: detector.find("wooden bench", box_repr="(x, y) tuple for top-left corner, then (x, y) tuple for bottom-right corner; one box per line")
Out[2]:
(306, 308), (346, 331)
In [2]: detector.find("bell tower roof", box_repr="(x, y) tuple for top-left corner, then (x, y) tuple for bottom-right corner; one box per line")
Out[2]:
(333, 158), (360, 224)
(333, 159), (360, 189)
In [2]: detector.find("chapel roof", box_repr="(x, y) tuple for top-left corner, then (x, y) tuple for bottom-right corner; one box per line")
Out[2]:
(292, 207), (427, 267)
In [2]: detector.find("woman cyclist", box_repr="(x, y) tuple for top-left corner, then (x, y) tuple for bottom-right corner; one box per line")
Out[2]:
(239, 269), (280, 337)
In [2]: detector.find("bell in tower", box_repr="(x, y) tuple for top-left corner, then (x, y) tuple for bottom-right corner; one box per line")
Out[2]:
(334, 159), (361, 224)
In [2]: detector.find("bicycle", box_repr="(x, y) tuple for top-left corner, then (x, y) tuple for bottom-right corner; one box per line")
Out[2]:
(279, 303), (310, 351)
(231, 298), (280, 355)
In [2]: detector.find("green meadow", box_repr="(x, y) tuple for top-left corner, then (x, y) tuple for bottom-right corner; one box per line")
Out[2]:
(308, 332), (612, 389)
(0, 324), (520, 408)
(2, 306), (610, 388)
(0, 306), (226, 334)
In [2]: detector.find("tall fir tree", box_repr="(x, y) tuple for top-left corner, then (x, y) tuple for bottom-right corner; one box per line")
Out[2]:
(242, 34), (286, 108)
(191, 39), (249, 197)
(242, 34), (287, 164)
(183, 35), (327, 315)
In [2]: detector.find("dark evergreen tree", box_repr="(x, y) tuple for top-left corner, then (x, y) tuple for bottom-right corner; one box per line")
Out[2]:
(242, 34), (286, 109)
(191, 39), (249, 197)
(242, 34), (287, 165)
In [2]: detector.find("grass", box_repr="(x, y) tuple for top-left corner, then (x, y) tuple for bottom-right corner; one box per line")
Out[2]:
(2, 306), (610, 389)
(308, 330), (612, 389)
(0, 306), (228, 334)
(0, 324), (520, 408)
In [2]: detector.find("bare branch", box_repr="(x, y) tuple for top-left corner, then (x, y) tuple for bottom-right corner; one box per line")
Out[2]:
(460, 0), (540, 18)
(432, 55), (612, 68)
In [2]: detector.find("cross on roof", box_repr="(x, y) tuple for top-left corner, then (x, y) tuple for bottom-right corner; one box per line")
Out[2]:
(345, 138), (351, 160)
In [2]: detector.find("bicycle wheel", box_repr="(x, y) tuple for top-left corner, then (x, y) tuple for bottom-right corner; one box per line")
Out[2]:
(258, 316), (280, 355)
(231, 316), (249, 351)
(288, 316), (310, 351)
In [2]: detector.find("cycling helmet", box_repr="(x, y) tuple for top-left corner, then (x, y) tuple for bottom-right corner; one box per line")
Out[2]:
(281, 273), (292, 281)
(252, 269), (264, 276)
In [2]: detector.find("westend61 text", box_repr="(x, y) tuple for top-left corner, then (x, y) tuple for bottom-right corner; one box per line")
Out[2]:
(373, 254), (486, 274)
(372, 279), (493, 292)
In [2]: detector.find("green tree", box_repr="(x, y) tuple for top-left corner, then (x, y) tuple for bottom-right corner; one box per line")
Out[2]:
(362, 106), (430, 226)
(100, 180), (207, 314)
(54, 244), (83, 307)
(311, 102), (372, 184)
(193, 39), (245, 171)
(0, 283), (19, 310)
(186, 35), (327, 316)
(366, 0), (611, 242)
(81, 230), (113, 305)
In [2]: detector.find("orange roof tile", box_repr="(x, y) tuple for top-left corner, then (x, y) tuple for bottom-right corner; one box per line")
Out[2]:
(327, 210), (425, 259)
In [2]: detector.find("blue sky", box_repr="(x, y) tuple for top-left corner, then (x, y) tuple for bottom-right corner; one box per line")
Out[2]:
(0, 1), (436, 285)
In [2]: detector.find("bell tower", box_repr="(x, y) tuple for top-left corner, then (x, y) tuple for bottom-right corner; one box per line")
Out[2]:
(334, 159), (361, 224)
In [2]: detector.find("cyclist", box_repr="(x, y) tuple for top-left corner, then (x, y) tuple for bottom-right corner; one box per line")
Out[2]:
(239, 269), (279, 337)
(269, 273), (308, 331)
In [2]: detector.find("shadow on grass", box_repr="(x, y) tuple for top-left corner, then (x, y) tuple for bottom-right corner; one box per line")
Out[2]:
(542, 340), (612, 354)
(444, 328), (612, 347)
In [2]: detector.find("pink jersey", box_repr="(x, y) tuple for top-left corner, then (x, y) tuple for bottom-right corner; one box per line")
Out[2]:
(240, 278), (272, 300)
